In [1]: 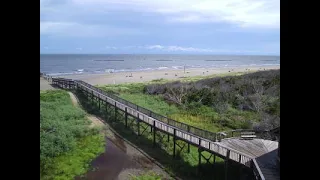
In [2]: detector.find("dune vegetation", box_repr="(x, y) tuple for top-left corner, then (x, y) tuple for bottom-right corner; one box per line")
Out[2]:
(40, 90), (105, 180)
(99, 69), (280, 133)
(39, 69), (279, 179)
(90, 69), (279, 179)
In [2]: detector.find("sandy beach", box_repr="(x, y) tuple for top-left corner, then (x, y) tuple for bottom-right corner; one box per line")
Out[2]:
(58, 65), (280, 85)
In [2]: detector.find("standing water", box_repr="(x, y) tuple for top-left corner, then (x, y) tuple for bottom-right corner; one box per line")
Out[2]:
(76, 137), (141, 180)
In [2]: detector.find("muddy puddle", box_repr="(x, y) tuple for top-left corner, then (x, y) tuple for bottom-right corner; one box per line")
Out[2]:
(75, 136), (154, 180)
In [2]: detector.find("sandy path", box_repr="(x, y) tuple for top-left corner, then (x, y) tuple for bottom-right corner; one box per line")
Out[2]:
(68, 92), (105, 128)
(40, 78), (55, 90)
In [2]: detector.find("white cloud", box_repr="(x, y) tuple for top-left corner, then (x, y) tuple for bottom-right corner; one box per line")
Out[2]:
(144, 45), (222, 52)
(146, 45), (164, 49)
(169, 15), (204, 23)
(40, 0), (279, 37)
(105, 46), (117, 49)
(70, 0), (279, 28)
(109, 45), (259, 53)
(40, 21), (142, 37)
(152, 45), (231, 53)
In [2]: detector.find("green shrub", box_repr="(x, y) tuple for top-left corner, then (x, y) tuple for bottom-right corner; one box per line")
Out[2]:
(143, 70), (280, 130)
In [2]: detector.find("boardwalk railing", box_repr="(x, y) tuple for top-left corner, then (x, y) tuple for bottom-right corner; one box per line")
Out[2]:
(41, 73), (53, 82)
(252, 159), (265, 180)
(49, 77), (256, 168)
(218, 128), (279, 141)
(74, 79), (218, 142)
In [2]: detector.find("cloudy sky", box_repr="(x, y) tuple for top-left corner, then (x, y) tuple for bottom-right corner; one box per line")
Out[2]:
(40, 0), (280, 55)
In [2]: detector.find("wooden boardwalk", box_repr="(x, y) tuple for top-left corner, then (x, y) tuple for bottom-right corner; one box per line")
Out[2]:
(255, 150), (280, 180)
(218, 138), (279, 180)
(76, 80), (253, 164)
(218, 138), (278, 158)
(48, 76), (280, 180)
(40, 77), (55, 90)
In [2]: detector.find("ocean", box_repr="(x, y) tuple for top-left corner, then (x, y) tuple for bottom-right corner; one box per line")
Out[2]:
(40, 54), (280, 76)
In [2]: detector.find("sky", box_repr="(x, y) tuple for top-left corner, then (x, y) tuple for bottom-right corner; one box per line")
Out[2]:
(40, 0), (280, 55)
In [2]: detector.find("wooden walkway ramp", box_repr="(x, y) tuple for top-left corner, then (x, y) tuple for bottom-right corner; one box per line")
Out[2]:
(47, 76), (280, 180)
(218, 138), (278, 158)
(255, 150), (279, 180)
(218, 138), (279, 180)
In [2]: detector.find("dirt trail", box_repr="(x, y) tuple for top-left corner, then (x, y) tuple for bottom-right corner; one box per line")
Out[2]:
(67, 92), (171, 180)
(40, 78), (55, 90)
(68, 92), (104, 128)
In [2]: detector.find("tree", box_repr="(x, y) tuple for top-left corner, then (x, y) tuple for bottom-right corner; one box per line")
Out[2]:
(164, 85), (189, 105)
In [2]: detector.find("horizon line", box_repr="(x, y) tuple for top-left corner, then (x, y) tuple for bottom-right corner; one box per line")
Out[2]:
(40, 53), (280, 56)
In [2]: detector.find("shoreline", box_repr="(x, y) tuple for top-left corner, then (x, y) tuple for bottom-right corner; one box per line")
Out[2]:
(57, 65), (280, 85)
(46, 64), (280, 77)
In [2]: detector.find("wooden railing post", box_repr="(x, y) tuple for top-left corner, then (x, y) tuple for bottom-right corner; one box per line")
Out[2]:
(98, 94), (100, 110)
(153, 120), (156, 147)
(225, 150), (230, 180)
(278, 136), (280, 160)
(198, 139), (202, 176)
(213, 153), (216, 179)
(105, 101), (108, 120)
(173, 128), (176, 158)
(86, 89), (89, 99)
(114, 102), (117, 121)
(137, 113), (140, 136)
(187, 126), (190, 153)
(125, 107), (128, 127)
(91, 90), (94, 104)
